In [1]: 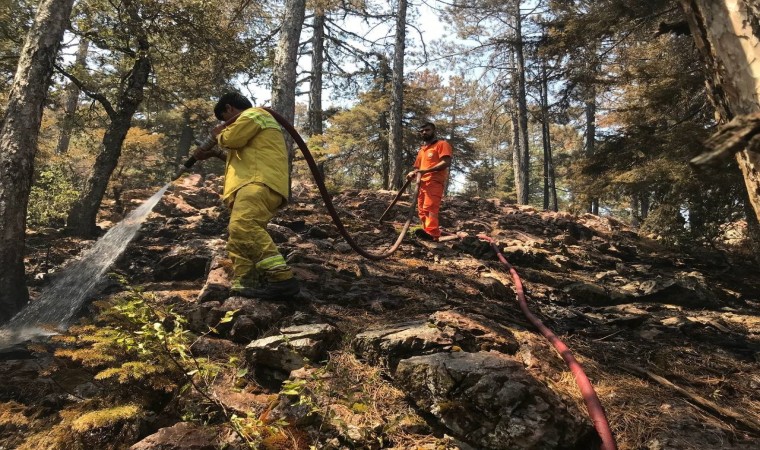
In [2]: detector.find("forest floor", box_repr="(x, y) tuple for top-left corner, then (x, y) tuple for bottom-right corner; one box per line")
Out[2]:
(2, 174), (760, 450)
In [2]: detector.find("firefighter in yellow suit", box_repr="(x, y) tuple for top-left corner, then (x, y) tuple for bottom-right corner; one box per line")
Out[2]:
(194, 92), (299, 299)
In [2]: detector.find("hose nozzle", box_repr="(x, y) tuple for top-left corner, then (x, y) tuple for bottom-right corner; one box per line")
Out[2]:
(173, 156), (197, 180)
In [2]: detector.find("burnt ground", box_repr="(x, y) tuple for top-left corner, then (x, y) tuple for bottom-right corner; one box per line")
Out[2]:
(3, 174), (760, 450)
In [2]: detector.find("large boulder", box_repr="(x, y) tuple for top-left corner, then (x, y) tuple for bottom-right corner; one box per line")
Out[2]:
(352, 312), (521, 371)
(430, 310), (520, 354)
(246, 324), (341, 384)
(153, 239), (217, 281)
(395, 352), (598, 450)
(352, 321), (454, 371)
(183, 297), (287, 342)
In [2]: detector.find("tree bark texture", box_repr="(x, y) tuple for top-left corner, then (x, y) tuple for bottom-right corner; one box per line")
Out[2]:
(271, 0), (306, 197)
(680, 0), (760, 224)
(513, 0), (530, 205)
(0, 0), (76, 323)
(510, 98), (520, 200)
(55, 38), (88, 155)
(540, 62), (557, 211)
(389, 0), (408, 189)
(375, 53), (392, 190)
(308, 9), (325, 137)
(65, 0), (151, 236)
(585, 79), (599, 215)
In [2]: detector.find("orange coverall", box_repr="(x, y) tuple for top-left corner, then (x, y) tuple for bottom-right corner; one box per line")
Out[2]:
(414, 140), (453, 238)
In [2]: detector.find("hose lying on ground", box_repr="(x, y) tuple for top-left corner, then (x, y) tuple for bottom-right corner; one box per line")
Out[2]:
(479, 234), (618, 450)
(266, 110), (617, 447)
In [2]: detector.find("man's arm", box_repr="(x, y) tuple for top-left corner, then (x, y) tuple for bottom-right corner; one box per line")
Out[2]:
(419, 155), (451, 173)
(217, 113), (262, 149)
(407, 155), (451, 179)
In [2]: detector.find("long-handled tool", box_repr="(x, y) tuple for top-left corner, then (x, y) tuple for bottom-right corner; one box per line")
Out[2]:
(378, 177), (413, 223)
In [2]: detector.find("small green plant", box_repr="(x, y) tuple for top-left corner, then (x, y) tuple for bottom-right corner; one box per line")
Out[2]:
(53, 276), (286, 448)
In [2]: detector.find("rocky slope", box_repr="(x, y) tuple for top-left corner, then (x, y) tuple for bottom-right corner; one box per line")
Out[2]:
(2, 174), (759, 450)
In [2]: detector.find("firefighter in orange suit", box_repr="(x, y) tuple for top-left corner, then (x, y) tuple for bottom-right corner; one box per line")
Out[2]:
(193, 92), (299, 300)
(406, 122), (453, 241)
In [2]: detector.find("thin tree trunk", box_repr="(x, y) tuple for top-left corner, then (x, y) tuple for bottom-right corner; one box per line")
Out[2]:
(308, 9), (325, 137)
(388, 0), (408, 190)
(540, 62), (552, 211)
(585, 75), (599, 214)
(55, 38), (88, 155)
(0, 0), (76, 323)
(271, 0), (306, 199)
(66, 0), (151, 236)
(510, 98), (521, 200)
(447, 88), (458, 197)
(513, 0), (530, 204)
(680, 0), (760, 255)
(372, 52), (391, 189)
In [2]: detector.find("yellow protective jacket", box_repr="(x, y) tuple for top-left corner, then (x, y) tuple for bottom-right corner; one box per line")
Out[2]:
(217, 107), (289, 206)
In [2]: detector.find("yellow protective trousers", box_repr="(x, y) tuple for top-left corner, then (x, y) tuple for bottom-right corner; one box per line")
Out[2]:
(227, 183), (294, 287)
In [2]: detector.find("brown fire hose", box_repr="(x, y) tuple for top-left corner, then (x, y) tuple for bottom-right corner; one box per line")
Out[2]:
(379, 177), (412, 223)
(263, 107), (419, 261)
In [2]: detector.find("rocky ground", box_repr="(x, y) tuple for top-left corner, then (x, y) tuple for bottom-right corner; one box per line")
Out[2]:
(2, 173), (760, 450)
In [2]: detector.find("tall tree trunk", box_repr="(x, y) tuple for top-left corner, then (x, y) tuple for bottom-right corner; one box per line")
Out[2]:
(510, 98), (521, 200)
(388, 0), (408, 190)
(585, 74), (599, 214)
(375, 53), (392, 190)
(540, 62), (556, 211)
(308, 9), (325, 137)
(55, 38), (88, 155)
(513, 0), (530, 204)
(447, 88), (459, 196)
(0, 0), (76, 323)
(66, 0), (151, 236)
(271, 0), (306, 198)
(679, 0), (760, 254)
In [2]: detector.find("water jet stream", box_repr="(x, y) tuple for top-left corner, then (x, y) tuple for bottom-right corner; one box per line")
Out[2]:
(0, 182), (171, 348)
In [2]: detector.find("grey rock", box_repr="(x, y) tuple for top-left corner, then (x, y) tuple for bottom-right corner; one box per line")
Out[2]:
(395, 352), (597, 450)
(129, 422), (220, 450)
(246, 324), (341, 375)
(197, 255), (231, 303)
(352, 321), (454, 371)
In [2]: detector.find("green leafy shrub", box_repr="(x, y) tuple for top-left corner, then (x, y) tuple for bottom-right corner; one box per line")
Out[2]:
(27, 163), (79, 228)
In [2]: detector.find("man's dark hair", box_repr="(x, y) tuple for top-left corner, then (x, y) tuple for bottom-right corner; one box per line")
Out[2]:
(214, 92), (252, 120)
(418, 121), (436, 131)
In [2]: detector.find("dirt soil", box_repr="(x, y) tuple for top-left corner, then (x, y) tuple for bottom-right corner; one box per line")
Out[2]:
(3, 175), (760, 450)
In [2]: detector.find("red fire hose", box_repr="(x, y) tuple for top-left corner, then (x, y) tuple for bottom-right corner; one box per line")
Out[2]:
(479, 235), (618, 450)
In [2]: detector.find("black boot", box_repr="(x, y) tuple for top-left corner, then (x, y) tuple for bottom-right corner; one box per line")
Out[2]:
(231, 277), (300, 300)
